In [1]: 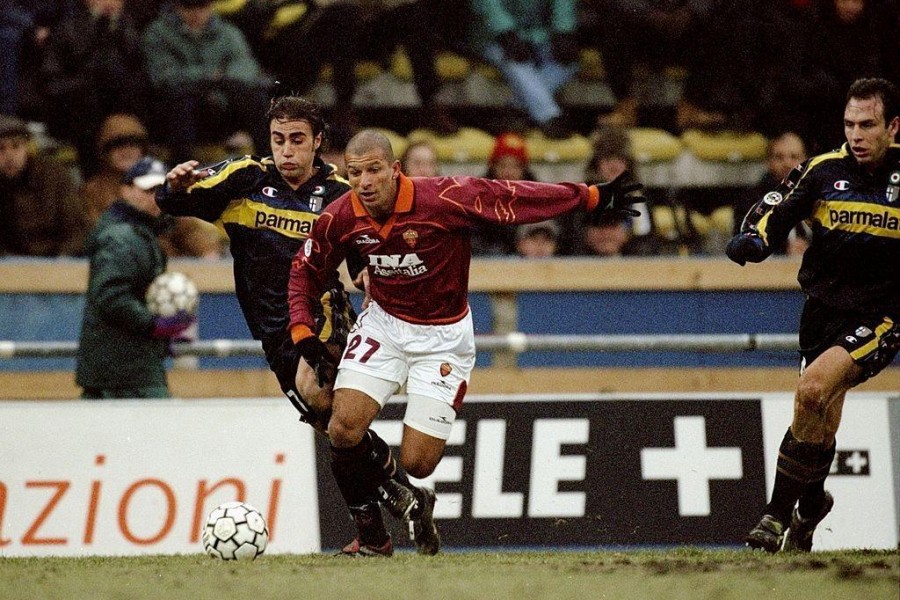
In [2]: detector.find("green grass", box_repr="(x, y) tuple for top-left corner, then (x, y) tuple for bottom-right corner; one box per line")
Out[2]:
(1, 548), (897, 600)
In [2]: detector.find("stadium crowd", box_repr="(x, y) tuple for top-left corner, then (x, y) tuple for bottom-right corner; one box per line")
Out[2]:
(1, 0), (898, 260)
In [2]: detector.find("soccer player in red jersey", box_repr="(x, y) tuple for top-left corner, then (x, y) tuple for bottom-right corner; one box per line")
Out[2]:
(288, 129), (645, 554)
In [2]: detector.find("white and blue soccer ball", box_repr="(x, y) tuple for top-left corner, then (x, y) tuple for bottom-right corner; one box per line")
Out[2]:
(201, 501), (269, 561)
(145, 271), (199, 317)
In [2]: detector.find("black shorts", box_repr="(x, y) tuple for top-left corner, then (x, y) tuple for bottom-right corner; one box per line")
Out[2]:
(265, 286), (357, 423)
(799, 296), (899, 383)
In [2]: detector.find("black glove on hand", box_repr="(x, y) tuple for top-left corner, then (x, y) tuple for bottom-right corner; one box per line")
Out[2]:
(591, 170), (646, 223)
(550, 32), (579, 64)
(497, 31), (534, 62)
(725, 233), (768, 266)
(296, 335), (338, 388)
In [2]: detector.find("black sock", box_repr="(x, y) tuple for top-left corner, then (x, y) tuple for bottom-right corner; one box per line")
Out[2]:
(331, 434), (393, 545)
(348, 501), (389, 547)
(797, 440), (835, 519)
(765, 428), (824, 524)
(368, 430), (415, 487)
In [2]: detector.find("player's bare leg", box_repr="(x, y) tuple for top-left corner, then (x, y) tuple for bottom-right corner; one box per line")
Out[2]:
(748, 348), (858, 552)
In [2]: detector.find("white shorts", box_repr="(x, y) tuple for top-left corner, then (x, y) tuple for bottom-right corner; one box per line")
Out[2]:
(334, 301), (475, 439)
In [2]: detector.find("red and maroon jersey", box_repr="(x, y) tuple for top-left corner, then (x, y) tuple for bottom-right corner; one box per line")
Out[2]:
(289, 174), (599, 331)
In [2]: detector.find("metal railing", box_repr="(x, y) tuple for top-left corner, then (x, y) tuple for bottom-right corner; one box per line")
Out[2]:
(0, 333), (798, 359)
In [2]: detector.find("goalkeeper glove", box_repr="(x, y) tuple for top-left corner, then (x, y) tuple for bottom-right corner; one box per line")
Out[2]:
(295, 333), (338, 388)
(150, 311), (196, 339)
(725, 233), (768, 266)
(591, 170), (646, 222)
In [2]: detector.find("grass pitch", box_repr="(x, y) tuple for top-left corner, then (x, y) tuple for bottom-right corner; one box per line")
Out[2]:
(1, 548), (897, 600)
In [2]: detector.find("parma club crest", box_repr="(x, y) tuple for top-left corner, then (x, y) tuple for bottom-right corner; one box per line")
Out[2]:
(887, 171), (900, 203)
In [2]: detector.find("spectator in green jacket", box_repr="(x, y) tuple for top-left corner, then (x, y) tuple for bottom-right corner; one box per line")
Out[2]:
(142, 0), (269, 162)
(75, 156), (195, 399)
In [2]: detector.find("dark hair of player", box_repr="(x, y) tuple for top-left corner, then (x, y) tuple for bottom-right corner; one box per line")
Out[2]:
(266, 96), (326, 139)
(847, 78), (900, 123)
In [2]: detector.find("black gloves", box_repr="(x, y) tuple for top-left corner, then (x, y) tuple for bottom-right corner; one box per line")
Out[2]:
(550, 32), (579, 64)
(725, 233), (769, 266)
(497, 31), (534, 63)
(591, 170), (647, 222)
(296, 335), (338, 388)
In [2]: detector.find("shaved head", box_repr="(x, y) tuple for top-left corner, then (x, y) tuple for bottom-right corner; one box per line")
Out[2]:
(345, 129), (395, 162)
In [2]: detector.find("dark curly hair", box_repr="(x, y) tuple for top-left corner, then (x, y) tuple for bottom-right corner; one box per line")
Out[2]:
(266, 96), (326, 139)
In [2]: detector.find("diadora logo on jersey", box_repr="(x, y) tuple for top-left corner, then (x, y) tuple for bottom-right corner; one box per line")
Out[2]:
(368, 253), (427, 277)
(303, 238), (313, 256)
(834, 180), (850, 191)
(355, 234), (380, 245)
(262, 186), (278, 197)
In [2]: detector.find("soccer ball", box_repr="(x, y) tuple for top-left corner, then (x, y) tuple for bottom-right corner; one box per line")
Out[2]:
(201, 501), (269, 560)
(145, 271), (199, 317)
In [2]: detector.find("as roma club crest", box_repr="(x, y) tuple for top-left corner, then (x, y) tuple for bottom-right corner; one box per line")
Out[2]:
(440, 363), (452, 377)
(403, 229), (419, 248)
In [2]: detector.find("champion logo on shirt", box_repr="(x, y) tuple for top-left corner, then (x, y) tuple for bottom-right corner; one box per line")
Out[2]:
(262, 186), (278, 197)
(834, 180), (850, 191)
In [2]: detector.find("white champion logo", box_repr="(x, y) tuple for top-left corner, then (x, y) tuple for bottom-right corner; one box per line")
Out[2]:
(834, 180), (850, 191)
(262, 186), (278, 197)
(355, 234), (380, 245)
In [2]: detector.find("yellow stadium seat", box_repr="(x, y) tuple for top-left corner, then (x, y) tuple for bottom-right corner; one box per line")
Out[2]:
(391, 48), (413, 82)
(681, 130), (768, 162)
(627, 128), (684, 163)
(409, 127), (495, 162)
(525, 131), (591, 163)
(435, 52), (471, 82)
(578, 48), (605, 81)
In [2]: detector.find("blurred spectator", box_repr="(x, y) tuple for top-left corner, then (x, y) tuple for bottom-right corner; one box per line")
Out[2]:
(756, 0), (896, 153)
(40, 0), (150, 177)
(799, 0), (894, 152)
(356, 1), (457, 133)
(230, 1), (363, 133)
(320, 122), (353, 178)
(591, 0), (760, 131)
(80, 113), (225, 258)
(732, 130), (810, 256)
(576, 124), (676, 256)
(468, 0), (580, 138)
(0, 1), (70, 118)
(81, 114), (151, 224)
(582, 212), (633, 256)
(515, 220), (559, 257)
(401, 140), (440, 177)
(473, 132), (537, 255)
(0, 114), (87, 256)
(143, 0), (270, 163)
(75, 156), (195, 399)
